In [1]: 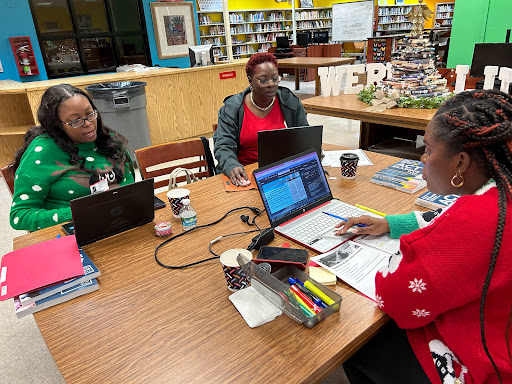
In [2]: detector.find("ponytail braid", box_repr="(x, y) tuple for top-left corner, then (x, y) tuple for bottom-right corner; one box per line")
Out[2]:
(434, 89), (512, 382)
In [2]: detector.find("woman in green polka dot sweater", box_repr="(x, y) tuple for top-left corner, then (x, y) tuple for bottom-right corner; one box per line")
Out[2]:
(9, 84), (135, 231)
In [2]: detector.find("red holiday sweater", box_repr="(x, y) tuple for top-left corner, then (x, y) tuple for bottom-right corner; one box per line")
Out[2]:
(377, 185), (512, 384)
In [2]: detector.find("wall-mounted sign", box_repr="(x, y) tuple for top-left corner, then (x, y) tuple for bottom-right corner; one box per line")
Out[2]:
(219, 71), (236, 80)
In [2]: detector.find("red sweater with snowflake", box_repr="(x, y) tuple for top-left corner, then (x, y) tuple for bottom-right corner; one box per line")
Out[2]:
(378, 184), (512, 384)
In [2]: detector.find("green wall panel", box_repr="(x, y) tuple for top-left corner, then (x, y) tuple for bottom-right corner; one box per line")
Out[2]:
(447, 0), (512, 68)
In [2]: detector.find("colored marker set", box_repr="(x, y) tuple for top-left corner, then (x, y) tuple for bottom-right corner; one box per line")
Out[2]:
(237, 253), (342, 328)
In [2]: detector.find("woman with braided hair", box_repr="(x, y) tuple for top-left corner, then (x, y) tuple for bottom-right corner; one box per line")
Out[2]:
(337, 89), (512, 384)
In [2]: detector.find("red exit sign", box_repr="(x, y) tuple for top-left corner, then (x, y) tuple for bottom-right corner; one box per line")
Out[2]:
(219, 71), (236, 80)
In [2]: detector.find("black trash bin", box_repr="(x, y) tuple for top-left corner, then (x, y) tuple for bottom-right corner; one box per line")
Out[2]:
(85, 81), (151, 159)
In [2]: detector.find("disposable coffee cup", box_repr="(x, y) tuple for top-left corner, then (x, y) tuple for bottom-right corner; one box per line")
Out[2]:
(166, 188), (190, 218)
(339, 153), (359, 179)
(220, 249), (253, 292)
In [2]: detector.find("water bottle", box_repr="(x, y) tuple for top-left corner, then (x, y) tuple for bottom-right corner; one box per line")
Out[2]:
(180, 199), (197, 231)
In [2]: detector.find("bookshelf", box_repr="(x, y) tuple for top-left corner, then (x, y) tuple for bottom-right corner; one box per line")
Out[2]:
(198, 10), (228, 62)
(197, 4), (334, 60)
(434, 2), (455, 28)
(377, 4), (414, 32)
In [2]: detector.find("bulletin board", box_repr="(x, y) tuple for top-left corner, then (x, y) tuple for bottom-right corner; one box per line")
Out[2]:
(332, 0), (374, 42)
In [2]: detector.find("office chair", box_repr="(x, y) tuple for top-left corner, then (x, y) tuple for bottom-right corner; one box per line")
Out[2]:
(135, 137), (216, 190)
(1, 164), (15, 196)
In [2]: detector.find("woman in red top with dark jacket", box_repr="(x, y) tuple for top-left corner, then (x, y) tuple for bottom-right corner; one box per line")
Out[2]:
(337, 90), (512, 384)
(213, 53), (309, 187)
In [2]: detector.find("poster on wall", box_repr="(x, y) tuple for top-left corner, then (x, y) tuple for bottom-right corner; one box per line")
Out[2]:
(150, 2), (197, 59)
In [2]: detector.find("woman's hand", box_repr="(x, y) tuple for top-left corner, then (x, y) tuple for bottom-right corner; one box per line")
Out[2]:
(335, 215), (390, 236)
(229, 167), (251, 187)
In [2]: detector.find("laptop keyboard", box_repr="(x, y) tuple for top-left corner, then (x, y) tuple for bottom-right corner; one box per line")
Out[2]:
(286, 202), (367, 246)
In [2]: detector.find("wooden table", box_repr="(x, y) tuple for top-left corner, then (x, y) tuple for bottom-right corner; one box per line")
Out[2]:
(14, 147), (424, 384)
(277, 57), (355, 96)
(302, 93), (437, 152)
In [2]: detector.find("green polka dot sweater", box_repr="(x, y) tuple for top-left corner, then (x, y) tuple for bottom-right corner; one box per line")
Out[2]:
(10, 135), (135, 231)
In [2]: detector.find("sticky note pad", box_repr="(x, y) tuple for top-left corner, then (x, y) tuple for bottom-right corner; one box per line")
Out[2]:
(308, 266), (337, 286)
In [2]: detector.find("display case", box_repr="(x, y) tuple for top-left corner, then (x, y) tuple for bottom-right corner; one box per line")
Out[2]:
(8, 37), (40, 76)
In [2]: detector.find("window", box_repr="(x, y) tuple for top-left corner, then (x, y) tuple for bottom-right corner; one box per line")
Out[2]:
(30, 0), (151, 78)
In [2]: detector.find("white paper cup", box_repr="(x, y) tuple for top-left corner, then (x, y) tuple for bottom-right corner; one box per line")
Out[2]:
(220, 249), (253, 292)
(166, 188), (190, 218)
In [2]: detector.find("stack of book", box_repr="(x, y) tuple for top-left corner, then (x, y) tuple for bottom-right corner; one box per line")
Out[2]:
(381, 35), (448, 98)
(370, 158), (427, 194)
(0, 235), (100, 318)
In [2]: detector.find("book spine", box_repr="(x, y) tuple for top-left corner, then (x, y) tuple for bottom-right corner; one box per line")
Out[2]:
(370, 178), (413, 193)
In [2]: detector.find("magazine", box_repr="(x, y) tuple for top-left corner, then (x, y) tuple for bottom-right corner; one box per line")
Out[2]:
(310, 234), (399, 301)
(415, 191), (459, 210)
(370, 159), (426, 194)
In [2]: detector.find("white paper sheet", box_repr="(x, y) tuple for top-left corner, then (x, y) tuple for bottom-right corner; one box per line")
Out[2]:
(321, 149), (373, 167)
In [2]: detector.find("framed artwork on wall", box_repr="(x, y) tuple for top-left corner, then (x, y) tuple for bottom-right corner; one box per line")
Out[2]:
(150, 2), (197, 59)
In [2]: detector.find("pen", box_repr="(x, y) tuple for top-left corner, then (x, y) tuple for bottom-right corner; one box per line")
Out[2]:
(288, 277), (327, 308)
(290, 285), (322, 313)
(322, 212), (368, 227)
(293, 293), (316, 317)
(355, 204), (387, 217)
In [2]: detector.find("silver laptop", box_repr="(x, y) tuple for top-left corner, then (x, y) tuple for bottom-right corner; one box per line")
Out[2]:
(257, 125), (323, 168)
(70, 179), (155, 246)
(253, 149), (378, 253)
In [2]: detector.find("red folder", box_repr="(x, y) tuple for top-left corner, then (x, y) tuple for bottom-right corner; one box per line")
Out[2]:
(0, 235), (84, 301)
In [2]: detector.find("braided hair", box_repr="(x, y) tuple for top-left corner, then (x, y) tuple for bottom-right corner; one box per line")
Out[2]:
(433, 89), (512, 382)
(11, 84), (131, 173)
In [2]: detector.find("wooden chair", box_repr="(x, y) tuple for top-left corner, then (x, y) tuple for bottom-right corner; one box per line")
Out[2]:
(1, 165), (15, 196)
(135, 137), (216, 190)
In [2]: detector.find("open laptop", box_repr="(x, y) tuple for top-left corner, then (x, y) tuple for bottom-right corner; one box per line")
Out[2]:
(253, 149), (378, 253)
(69, 178), (155, 246)
(257, 125), (323, 168)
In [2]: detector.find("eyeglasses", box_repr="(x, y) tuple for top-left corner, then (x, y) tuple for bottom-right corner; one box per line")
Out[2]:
(253, 75), (282, 85)
(61, 110), (98, 128)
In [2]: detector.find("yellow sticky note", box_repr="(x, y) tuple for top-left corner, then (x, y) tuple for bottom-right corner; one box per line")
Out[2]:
(308, 266), (337, 286)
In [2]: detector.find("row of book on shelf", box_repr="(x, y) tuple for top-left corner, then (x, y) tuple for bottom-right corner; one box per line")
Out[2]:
(0, 235), (99, 318)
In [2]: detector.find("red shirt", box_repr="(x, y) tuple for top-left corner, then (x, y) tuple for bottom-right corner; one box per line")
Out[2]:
(237, 98), (285, 166)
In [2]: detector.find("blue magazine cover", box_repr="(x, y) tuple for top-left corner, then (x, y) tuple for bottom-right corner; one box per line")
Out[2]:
(415, 191), (459, 210)
(370, 159), (427, 193)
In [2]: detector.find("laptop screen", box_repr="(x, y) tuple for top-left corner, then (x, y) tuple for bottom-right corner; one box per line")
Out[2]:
(257, 125), (323, 168)
(253, 149), (332, 227)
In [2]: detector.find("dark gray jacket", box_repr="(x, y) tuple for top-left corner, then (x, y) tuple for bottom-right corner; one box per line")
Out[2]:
(213, 86), (309, 175)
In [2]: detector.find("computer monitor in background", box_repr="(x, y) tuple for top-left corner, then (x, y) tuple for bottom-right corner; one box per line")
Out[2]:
(470, 43), (512, 77)
(189, 44), (214, 67)
(296, 32), (309, 47)
(312, 31), (329, 44)
(276, 36), (290, 49)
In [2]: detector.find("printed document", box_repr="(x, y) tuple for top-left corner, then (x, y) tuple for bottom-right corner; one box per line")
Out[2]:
(310, 234), (399, 300)
(321, 149), (373, 167)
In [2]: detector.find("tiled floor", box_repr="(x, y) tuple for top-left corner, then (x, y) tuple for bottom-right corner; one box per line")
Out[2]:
(0, 78), (357, 384)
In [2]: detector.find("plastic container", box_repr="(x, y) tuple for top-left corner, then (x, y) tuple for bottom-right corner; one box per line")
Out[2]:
(238, 254), (342, 328)
(180, 199), (197, 231)
(85, 81), (151, 159)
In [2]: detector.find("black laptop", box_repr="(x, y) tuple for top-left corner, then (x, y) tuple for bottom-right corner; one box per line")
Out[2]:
(257, 125), (323, 168)
(69, 178), (155, 246)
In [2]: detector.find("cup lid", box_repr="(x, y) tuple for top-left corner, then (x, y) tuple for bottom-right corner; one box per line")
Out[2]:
(340, 153), (359, 161)
(166, 188), (190, 198)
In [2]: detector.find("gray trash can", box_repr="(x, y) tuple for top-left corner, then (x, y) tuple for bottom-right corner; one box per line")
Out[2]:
(85, 81), (151, 160)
